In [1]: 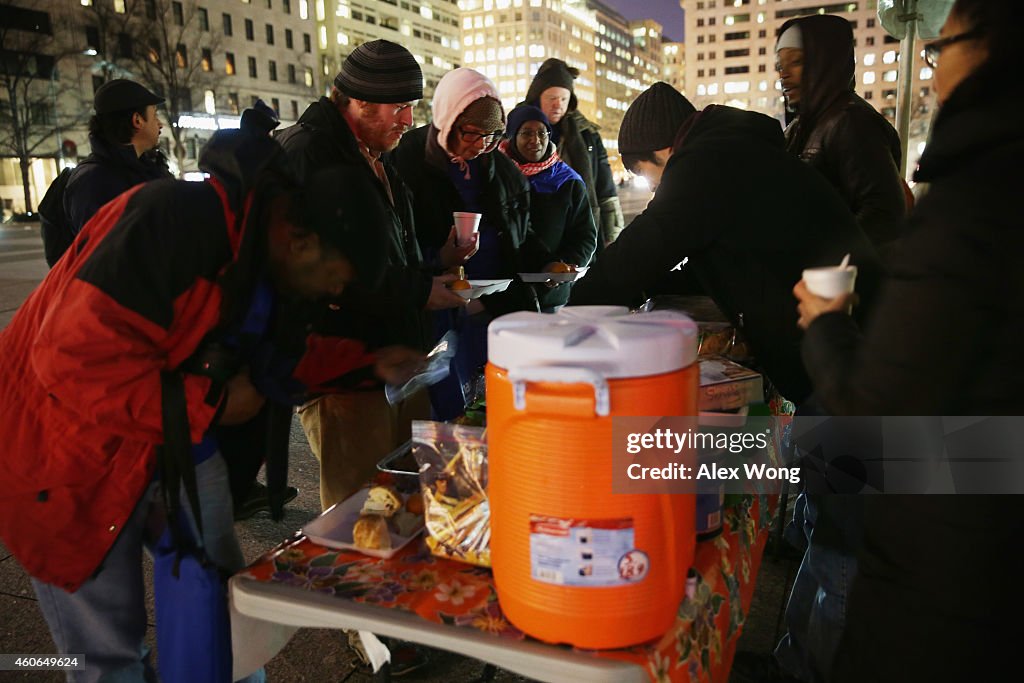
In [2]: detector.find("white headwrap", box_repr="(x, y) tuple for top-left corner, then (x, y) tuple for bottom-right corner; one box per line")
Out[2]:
(775, 25), (804, 52)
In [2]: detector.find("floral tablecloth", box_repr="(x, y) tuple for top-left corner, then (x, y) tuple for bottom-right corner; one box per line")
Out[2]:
(237, 490), (777, 683)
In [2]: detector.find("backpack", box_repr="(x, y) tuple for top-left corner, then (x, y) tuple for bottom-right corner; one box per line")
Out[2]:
(37, 158), (99, 268)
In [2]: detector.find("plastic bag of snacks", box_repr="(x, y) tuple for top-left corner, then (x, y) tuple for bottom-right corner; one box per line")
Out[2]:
(411, 420), (490, 567)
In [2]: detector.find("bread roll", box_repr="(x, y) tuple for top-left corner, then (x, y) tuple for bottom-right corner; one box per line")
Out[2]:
(353, 514), (391, 550)
(361, 486), (402, 517)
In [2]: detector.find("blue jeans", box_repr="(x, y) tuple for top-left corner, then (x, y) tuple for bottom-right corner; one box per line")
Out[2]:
(31, 454), (265, 683)
(774, 493), (857, 683)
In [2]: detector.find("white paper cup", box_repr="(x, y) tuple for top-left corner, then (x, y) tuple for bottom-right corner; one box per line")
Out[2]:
(802, 265), (858, 299)
(453, 211), (482, 246)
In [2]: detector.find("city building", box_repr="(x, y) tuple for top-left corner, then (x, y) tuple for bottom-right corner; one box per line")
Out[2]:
(680, 0), (936, 166)
(662, 40), (686, 94)
(459, 0), (665, 177)
(2, 0), (322, 211)
(315, 0), (461, 124)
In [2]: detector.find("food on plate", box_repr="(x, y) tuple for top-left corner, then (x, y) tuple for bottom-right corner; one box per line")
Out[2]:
(549, 262), (575, 274)
(449, 266), (472, 290)
(405, 492), (425, 516)
(389, 510), (422, 538)
(353, 514), (391, 550)
(361, 485), (402, 517)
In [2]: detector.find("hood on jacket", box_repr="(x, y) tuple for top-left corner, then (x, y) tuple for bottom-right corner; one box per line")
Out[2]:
(778, 14), (855, 129)
(199, 128), (292, 213)
(431, 67), (504, 159)
(672, 105), (785, 157)
(524, 58), (580, 113)
(198, 128), (295, 329)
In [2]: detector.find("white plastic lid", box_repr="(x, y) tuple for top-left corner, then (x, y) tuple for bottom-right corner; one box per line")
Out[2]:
(488, 306), (698, 379)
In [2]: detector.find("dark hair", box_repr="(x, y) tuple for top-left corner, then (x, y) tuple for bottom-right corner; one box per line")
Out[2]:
(948, 0), (1021, 97)
(329, 87), (352, 111)
(87, 106), (150, 145)
(621, 151), (663, 175)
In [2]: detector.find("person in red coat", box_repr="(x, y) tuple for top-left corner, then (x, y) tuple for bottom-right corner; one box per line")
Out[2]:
(0, 129), (421, 681)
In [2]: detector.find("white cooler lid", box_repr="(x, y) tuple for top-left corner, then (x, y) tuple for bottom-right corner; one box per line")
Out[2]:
(488, 305), (698, 379)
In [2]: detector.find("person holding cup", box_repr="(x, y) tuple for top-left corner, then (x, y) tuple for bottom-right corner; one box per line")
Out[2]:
(794, 1), (1024, 679)
(394, 68), (546, 419)
(499, 104), (598, 312)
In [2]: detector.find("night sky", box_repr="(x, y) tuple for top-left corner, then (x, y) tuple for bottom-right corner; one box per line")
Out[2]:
(601, 0), (686, 42)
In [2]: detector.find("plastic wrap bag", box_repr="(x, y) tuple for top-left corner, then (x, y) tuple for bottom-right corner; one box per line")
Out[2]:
(385, 331), (457, 405)
(411, 420), (490, 567)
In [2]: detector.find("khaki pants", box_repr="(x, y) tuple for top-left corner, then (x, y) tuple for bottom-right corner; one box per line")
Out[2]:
(298, 390), (430, 511)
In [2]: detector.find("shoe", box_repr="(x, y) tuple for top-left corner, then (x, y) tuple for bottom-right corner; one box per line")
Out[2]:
(233, 482), (298, 521)
(731, 651), (804, 683)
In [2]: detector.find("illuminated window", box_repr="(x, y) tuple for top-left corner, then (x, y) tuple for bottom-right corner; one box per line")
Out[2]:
(920, 66), (933, 80)
(883, 70), (898, 82)
(883, 50), (897, 64)
(863, 53), (876, 66)
(204, 90), (216, 115)
(863, 71), (876, 85)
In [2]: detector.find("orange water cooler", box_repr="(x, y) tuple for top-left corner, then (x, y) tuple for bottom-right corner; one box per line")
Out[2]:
(486, 305), (700, 649)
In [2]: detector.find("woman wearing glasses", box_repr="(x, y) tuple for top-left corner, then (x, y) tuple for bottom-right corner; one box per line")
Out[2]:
(499, 104), (598, 312)
(395, 68), (545, 419)
(794, 1), (1024, 680)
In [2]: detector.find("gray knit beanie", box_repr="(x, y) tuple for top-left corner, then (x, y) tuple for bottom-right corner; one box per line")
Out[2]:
(334, 40), (423, 103)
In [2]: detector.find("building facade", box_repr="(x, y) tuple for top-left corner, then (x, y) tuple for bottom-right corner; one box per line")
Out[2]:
(662, 40), (686, 94)
(315, 0), (460, 124)
(681, 0), (936, 167)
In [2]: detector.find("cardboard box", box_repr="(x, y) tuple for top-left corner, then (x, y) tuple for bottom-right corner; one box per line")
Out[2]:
(699, 356), (764, 411)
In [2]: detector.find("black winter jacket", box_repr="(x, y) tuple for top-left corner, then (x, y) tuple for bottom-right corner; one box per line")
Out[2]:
(393, 124), (542, 317)
(275, 97), (433, 351)
(781, 15), (906, 249)
(570, 105), (882, 404)
(63, 135), (172, 235)
(806, 88), (1024, 683)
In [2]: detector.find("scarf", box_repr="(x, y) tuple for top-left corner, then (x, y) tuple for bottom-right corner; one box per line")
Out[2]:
(498, 139), (561, 176)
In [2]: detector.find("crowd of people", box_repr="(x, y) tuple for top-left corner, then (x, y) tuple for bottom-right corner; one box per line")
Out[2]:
(0, 0), (1020, 679)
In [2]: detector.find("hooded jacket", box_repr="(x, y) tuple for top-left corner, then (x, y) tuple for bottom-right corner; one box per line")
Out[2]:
(570, 105), (882, 404)
(275, 96), (433, 351)
(779, 15), (906, 249)
(0, 131), (375, 591)
(63, 134), (172, 235)
(524, 59), (624, 248)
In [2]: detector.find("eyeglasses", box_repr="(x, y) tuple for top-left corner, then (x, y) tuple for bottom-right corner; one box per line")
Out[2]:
(457, 127), (504, 145)
(923, 30), (981, 68)
(517, 129), (549, 141)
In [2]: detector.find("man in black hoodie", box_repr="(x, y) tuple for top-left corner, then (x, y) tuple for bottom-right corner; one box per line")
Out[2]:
(570, 83), (881, 407)
(777, 15), (907, 254)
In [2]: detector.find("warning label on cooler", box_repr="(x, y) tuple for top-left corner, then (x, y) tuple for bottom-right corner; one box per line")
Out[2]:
(528, 515), (648, 587)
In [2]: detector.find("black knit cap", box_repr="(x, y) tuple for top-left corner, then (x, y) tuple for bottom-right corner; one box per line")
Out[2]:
(334, 39), (424, 104)
(524, 58), (579, 112)
(618, 82), (697, 155)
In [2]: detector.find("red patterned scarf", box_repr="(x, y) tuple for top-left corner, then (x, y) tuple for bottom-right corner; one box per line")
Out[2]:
(498, 139), (561, 177)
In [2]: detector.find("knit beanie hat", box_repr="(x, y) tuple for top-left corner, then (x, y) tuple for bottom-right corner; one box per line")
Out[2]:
(334, 39), (423, 103)
(505, 104), (551, 140)
(618, 82), (698, 155)
(524, 58), (579, 112)
(454, 96), (505, 135)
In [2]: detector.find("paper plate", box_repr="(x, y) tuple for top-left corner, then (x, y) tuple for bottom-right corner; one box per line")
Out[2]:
(454, 278), (514, 300)
(518, 267), (589, 284)
(302, 488), (424, 559)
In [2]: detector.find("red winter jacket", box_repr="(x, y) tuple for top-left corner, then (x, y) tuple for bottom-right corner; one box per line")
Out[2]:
(0, 168), (373, 591)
